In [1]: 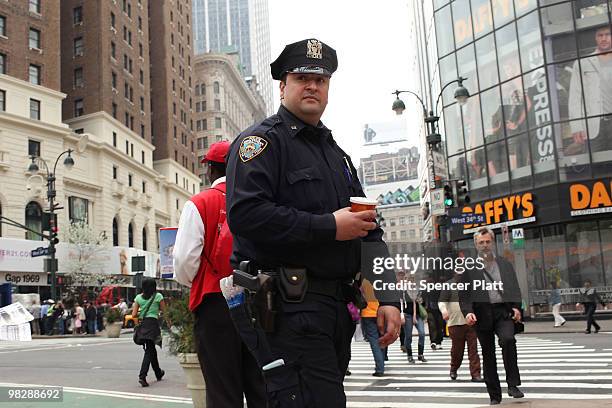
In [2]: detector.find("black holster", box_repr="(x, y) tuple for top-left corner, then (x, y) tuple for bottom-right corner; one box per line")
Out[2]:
(278, 267), (308, 303)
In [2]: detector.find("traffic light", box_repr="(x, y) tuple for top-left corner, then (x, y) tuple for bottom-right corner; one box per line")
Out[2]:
(456, 179), (470, 206)
(49, 225), (59, 246)
(443, 182), (454, 207)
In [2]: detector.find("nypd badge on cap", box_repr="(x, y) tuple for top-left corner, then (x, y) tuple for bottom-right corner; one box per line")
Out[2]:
(270, 38), (337, 80)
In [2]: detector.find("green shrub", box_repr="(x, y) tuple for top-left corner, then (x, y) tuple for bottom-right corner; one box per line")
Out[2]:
(165, 294), (196, 355)
(105, 307), (122, 324)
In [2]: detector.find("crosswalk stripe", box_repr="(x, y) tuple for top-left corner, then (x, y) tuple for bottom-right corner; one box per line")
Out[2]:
(345, 336), (612, 405)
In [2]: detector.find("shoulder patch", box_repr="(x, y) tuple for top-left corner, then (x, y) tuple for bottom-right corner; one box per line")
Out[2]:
(239, 135), (268, 162)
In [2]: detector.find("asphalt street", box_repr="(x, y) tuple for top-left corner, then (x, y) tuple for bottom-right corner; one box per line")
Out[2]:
(0, 331), (611, 407)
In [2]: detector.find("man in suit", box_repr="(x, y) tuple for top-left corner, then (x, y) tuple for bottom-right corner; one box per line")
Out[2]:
(460, 227), (524, 405)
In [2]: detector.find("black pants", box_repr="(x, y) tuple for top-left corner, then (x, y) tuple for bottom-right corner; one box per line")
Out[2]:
(585, 303), (600, 332)
(139, 339), (162, 380)
(194, 293), (266, 408)
(427, 309), (444, 345)
(475, 304), (521, 402)
(264, 293), (354, 408)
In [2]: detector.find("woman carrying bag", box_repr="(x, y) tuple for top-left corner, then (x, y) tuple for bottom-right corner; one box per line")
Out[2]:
(132, 278), (167, 387)
(402, 279), (428, 364)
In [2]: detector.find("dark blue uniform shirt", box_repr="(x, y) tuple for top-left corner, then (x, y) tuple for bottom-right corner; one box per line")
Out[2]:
(226, 105), (389, 283)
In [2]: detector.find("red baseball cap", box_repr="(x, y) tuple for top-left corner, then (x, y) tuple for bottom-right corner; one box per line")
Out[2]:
(201, 141), (230, 164)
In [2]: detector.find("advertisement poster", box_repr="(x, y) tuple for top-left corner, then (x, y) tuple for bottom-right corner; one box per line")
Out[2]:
(159, 227), (177, 279)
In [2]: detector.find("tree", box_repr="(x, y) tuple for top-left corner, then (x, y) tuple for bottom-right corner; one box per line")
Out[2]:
(62, 221), (114, 298)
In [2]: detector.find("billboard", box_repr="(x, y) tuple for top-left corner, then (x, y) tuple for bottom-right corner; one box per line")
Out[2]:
(159, 227), (178, 279)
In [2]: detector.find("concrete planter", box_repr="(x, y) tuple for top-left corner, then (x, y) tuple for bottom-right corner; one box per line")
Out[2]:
(178, 353), (206, 408)
(105, 322), (122, 338)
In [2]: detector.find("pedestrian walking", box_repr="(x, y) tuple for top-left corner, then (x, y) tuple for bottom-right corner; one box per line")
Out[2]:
(360, 279), (385, 377)
(577, 279), (607, 334)
(29, 300), (41, 335)
(423, 278), (445, 350)
(132, 278), (166, 387)
(549, 281), (566, 328)
(85, 302), (97, 335)
(439, 272), (482, 382)
(73, 303), (85, 334)
(225, 38), (401, 407)
(401, 283), (427, 364)
(174, 140), (266, 407)
(40, 300), (50, 335)
(460, 227), (524, 405)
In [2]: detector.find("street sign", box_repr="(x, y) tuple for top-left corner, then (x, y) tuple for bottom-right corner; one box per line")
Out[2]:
(31, 247), (49, 257)
(450, 213), (485, 225)
(430, 188), (446, 216)
(512, 228), (525, 249)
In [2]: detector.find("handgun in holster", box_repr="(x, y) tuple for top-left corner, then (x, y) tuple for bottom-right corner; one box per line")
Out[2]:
(232, 260), (278, 332)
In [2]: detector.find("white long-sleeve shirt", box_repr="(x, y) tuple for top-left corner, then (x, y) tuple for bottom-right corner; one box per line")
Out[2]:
(173, 177), (225, 288)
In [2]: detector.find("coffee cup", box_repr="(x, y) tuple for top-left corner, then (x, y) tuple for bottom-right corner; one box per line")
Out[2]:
(350, 197), (378, 213)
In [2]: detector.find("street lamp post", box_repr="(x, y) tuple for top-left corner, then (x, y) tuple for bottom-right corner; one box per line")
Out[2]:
(391, 78), (470, 242)
(27, 149), (75, 300)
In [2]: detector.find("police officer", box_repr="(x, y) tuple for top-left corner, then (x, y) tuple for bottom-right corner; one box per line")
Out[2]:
(226, 38), (401, 407)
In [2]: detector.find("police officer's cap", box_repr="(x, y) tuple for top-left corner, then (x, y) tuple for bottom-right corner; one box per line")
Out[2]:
(270, 39), (337, 80)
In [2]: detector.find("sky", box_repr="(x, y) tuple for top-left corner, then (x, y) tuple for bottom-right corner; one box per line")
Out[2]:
(267, 0), (423, 161)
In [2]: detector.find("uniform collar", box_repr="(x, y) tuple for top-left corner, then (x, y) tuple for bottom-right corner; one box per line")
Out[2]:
(278, 105), (331, 139)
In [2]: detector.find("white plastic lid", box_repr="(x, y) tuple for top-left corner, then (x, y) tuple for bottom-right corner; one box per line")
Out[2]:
(349, 196), (378, 206)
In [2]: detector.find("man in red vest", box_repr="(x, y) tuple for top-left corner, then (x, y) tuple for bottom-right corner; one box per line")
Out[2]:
(174, 141), (266, 407)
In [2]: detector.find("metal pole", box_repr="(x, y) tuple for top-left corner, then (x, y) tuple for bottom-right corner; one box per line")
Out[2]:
(47, 173), (56, 300)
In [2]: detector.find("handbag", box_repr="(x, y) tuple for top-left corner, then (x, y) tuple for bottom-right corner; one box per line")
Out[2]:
(417, 303), (428, 320)
(133, 294), (156, 345)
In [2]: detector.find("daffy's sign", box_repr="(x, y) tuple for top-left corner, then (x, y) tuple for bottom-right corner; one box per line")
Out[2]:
(456, 192), (536, 235)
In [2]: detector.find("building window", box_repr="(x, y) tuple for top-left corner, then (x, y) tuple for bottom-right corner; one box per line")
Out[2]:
(73, 37), (83, 56)
(124, 81), (129, 99)
(213, 81), (219, 94)
(214, 99), (220, 110)
(0, 16), (6, 37)
(0, 89), (5, 111)
(73, 7), (83, 25)
(29, 64), (40, 85)
(110, 12), (116, 28)
(29, 98), (40, 120)
(29, 28), (40, 49)
(29, 0), (40, 14)
(113, 131), (117, 147)
(112, 71), (117, 88)
(74, 98), (84, 117)
(142, 227), (147, 251)
(125, 140), (129, 154)
(112, 102), (117, 118)
(139, 69), (144, 84)
(0, 53), (5, 74)
(25, 201), (42, 241)
(112, 165), (118, 179)
(111, 41), (116, 59)
(139, 42), (143, 57)
(141, 150), (145, 164)
(140, 96), (144, 111)
(28, 139), (40, 157)
(138, 16), (142, 30)
(202, 118), (207, 130)
(215, 117), (221, 129)
(128, 173), (133, 187)
(112, 217), (119, 246)
(130, 142), (134, 157)
(74, 67), (83, 87)
(124, 112), (129, 127)
(123, 54), (128, 70)
(68, 197), (89, 224)
(140, 124), (145, 138)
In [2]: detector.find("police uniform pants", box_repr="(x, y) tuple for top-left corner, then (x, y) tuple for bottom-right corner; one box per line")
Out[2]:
(264, 292), (355, 408)
(194, 293), (267, 408)
(475, 304), (521, 402)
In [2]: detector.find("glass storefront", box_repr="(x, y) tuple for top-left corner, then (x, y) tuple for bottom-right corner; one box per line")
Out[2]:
(436, 0), (612, 196)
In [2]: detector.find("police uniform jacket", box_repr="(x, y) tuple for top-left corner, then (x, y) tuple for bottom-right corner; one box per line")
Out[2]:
(226, 105), (387, 284)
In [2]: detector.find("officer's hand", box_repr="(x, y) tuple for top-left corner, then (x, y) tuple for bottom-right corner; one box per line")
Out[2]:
(376, 305), (401, 348)
(465, 313), (477, 326)
(333, 207), (377, 241)
(442, 310), (449, 321)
